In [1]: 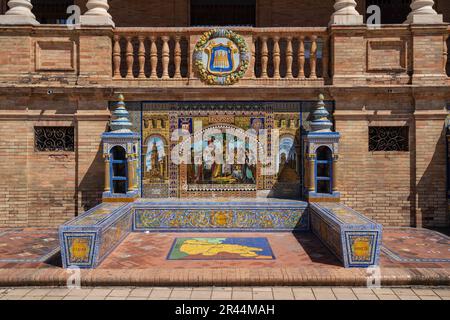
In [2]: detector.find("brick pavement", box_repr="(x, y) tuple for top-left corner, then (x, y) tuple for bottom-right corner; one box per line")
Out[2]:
(0, 286), (448, 300)
(0, 227), (448, 286)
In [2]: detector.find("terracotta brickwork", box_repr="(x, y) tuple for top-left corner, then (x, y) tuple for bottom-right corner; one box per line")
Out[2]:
(0, 93), (109, 227)
(334, 91), (448, 227)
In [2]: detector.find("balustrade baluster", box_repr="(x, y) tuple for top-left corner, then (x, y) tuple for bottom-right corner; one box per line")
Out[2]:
(125, 36), (134, 79)
(322, 36), (329, 79)
(273, 37), (280, 79)
(261, 37), (268, 78)
(298, 36), (305, 79)
(443, 34), (448, 74)
(252, 37), (256, 78)
(113, 35), (121, 79)
(286, 37), (293, 79)
(150, 36), (158, 79)
(162, 36), (170, 79)
(138, 36), (146, 79)
(174, 36), (182, 79)
(310, 35), (318, 79)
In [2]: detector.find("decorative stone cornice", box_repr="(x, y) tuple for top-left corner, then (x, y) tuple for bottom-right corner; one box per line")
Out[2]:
(330, 0), (363, 25)
(80, 0), (115, 27)
(0, 0), (39, 25)
(405, 0), (443, 24)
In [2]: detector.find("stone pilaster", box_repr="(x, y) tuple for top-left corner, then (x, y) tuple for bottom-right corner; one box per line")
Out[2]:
(0, 0), (39, 25)
(405, 0), (443, 24)
(80, 0), (115, 27)
(330, 0), (363, 25)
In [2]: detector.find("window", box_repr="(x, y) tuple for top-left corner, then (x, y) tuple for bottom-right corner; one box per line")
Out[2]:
(365, 0), (411, 24)
(33, 0), (74, 24)
(315, 146), (332, 194)
(35, 126), (74, 152)
(190, 0), (256, 26)
(369, 126), (409, 151)
(110, 146), (128, 194)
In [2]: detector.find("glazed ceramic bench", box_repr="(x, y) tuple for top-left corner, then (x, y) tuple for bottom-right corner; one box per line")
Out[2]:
(59, 198), (308, 268)
(309, 202), (382, 268)
(59, 202), (133, 268)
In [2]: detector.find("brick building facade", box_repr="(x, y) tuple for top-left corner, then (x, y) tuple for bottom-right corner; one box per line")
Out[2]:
(0, 0), (449, 229)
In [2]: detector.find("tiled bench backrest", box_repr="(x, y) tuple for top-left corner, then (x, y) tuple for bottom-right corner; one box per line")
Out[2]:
(59, 203), (133, 268)
(131, 200), (309, 232)
(310, 202), (383, 268)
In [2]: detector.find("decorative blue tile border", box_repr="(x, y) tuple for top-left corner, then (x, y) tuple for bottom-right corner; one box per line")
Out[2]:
(132, 200), (309, 232)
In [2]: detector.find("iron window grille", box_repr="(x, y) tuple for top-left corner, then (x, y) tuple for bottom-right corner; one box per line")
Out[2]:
(369, 126), (409, 152)
(34, 126), (75, 152)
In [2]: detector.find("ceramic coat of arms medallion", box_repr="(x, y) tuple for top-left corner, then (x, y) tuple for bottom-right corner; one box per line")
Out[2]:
(194, 29), (250, 85)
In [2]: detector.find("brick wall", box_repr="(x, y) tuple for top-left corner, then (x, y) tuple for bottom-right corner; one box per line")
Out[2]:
(0, 94), (109, 227)
(335, 116), (413, 226)
(335, 91), (448, 227)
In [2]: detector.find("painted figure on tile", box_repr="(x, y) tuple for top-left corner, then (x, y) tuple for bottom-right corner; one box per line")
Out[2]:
(250, 117), (265, 132)
(187, 129), (257, 185)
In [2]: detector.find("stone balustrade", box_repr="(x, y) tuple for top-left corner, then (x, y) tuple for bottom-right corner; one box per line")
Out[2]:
(112, 27), (329, 83)
(252, 28), (329, 81)
(112, 28), (189, 80)
(0, 24), (446, 87)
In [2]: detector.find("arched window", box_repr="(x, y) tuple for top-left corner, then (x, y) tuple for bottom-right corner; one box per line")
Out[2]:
(315, 146), (332, 194)
(110, 146), (127, 194)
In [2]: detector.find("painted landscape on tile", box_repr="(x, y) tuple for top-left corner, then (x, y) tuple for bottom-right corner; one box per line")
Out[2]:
(167, 237), (275, 260)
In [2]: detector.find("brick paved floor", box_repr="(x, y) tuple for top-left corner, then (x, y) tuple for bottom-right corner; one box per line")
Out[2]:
(100, 232), (341, 269)
(0, 227), (448, 288)
(0, 286), (448, 300)
(0, 227), (448, 269)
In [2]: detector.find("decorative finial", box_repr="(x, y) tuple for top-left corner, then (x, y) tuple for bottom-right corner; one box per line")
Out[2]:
(309, 93), (333, 133)
(110, 93), (133, 133)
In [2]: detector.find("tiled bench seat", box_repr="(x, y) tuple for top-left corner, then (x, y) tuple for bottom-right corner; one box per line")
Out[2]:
(310, 202), (382, 268)
(59, 203), (133, 268)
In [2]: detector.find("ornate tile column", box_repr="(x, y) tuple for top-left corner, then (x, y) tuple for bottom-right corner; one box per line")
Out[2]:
(405, 0), (443, 24)
(330, 0), (363, 25)
(304, 94), (341, 202)
(80, 0), (114, 27)
(0, 0), (39, 25)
